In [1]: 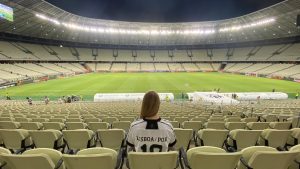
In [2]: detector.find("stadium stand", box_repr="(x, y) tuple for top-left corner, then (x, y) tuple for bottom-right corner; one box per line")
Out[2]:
(0, 0), (299, 167)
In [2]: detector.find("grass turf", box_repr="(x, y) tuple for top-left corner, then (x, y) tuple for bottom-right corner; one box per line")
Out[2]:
(1, 72), (299, 100)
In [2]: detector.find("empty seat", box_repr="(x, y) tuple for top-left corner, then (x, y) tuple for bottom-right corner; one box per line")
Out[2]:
(32, 118), (48, 123)
(43, 122), (65, 131)
(120, 117), (136, 122)
(84, 118), (100, 123)
(0, 121), (21, 129)
(225, 122), (246, 130)
(65, 122), (88, 130)
(15, 118), (31, 122)
(225, 117), (241, 122)
(66, 118), (82, 122)
(169, 121), (180, 128)
(269, 122), (291, 130)
(88, 122), (109, 132)
(0, 117), (13, 122)
(0, 129), (34, 153)
(287, 117), (300, 128)
(241, 117), (258, 123)
(0, 147), (11, 168)
(49, 118), (65, 123)
(97, 129), (125, 151)
(1, 148), (64, 169)
(174, 128), (193, 150)
(180, 146), (241, 169)
(237, 146), (297, 169)
(62, 129), (96, 153)
(287, 128), (300, 146)
(62, 147), (120, 169)
(182, 121), (202, 132)
(260, 114), (278, 122)
(246, 122), (269, 130)
(20, 122), (43, 130)
(227, 129), (261, 151)
(29, 130), (65, 150)
(258, 129), (291, 149)
(112, 121), (131, 132)
(63, 129), (96, 153)
(289, 144), (300, 169)
(128, 151), (178, 169)
(197, 129), (229, 148)
(102, 117), (118, 125)
(205, 122), (225, 129)
(174, 117), (189, 124)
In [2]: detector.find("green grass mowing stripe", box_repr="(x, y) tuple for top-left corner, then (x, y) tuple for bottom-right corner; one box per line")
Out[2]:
(1, 72), (299, 98)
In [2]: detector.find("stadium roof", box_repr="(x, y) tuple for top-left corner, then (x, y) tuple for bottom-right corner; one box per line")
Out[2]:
(0, 0), (300, 46)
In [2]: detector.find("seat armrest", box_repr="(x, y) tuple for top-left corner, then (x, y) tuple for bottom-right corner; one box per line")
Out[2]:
(179, 147), (191, 169)
(54, 158), (63, 169)
(240, 157), (253, 169)
(115, 147), (125, 169)
(0, 161), (7, 168)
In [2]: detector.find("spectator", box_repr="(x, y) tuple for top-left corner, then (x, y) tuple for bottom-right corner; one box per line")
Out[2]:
(44, 96), (50, 105)
(26, 97), (32, 105)
(126, 91), (176, 152)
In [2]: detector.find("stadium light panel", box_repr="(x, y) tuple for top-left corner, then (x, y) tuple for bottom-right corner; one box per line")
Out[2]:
(35, 13), (220, 37)
(219, 18), (275, 32)
(36, 14), (60, 25)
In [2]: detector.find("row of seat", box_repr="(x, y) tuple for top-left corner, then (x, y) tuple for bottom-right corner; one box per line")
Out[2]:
(1, 127), (300, 155)
(0, 129), (125, 154)
(1, 145), (300, 169)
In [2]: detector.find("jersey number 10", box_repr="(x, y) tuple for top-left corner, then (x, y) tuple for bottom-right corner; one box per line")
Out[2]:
(141, 144), (163, 152)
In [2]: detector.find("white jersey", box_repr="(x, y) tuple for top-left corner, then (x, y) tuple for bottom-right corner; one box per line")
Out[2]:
(126, 118), (176, 152)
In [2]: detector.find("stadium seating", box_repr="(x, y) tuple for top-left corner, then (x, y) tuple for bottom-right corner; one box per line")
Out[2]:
(127, 151), (178, 169)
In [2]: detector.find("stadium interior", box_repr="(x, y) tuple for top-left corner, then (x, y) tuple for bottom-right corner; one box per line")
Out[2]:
(0, 0), (300, 169)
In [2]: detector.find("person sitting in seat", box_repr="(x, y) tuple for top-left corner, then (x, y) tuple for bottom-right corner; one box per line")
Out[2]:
(127, 91), (176, 152)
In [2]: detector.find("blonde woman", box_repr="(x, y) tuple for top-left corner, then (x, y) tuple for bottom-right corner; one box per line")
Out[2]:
(127, 91), (176, 152)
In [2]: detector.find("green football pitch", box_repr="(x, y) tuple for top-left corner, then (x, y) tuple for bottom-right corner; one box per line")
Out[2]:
(1, 72), (299, 100)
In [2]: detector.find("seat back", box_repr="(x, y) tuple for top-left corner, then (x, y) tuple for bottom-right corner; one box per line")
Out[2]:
(225, 122), (246, 130)
(174, 129), (193, 150)
(102, 117), (118, 124)
(289, 144), (300, 169)
(66, 122), (87, 130)
(63, 154), (114, 169)
(0, 129), (28, 149)
(169, 121), (180, 128)
(77, 147), (118, 165)
(190, 151), (241, 169)
(43, 122), (65, 131)
(269, 122), (291, 130)
(247, 122), (269, 130)
(112, 121), (131, 132)
(248, 151), (298, 169)
(88, 122), (109, 132)
(0, 122), (20, 129)
(205, 122), (225, 129)
(23, 148), (63, 169)
(230, 130), (262, 151)
(198, 129), (228, 148)
(262, 129), (291, 148)
(182, 121), (202, 132)
(29, 130), (61, 148)
(63, 130), (94, 150)
(97, 129), (125, 151)
(20, 122), (43, 130)
(128, 151), (178, 169)
(237, 146), (277, 169)
(1, 154), (55, 169)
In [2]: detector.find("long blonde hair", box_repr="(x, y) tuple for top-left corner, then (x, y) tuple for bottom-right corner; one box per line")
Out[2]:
(140, 91), (160, 118)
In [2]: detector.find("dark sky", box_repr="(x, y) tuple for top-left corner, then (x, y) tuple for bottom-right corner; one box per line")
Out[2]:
(46, 0), (284, 23)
